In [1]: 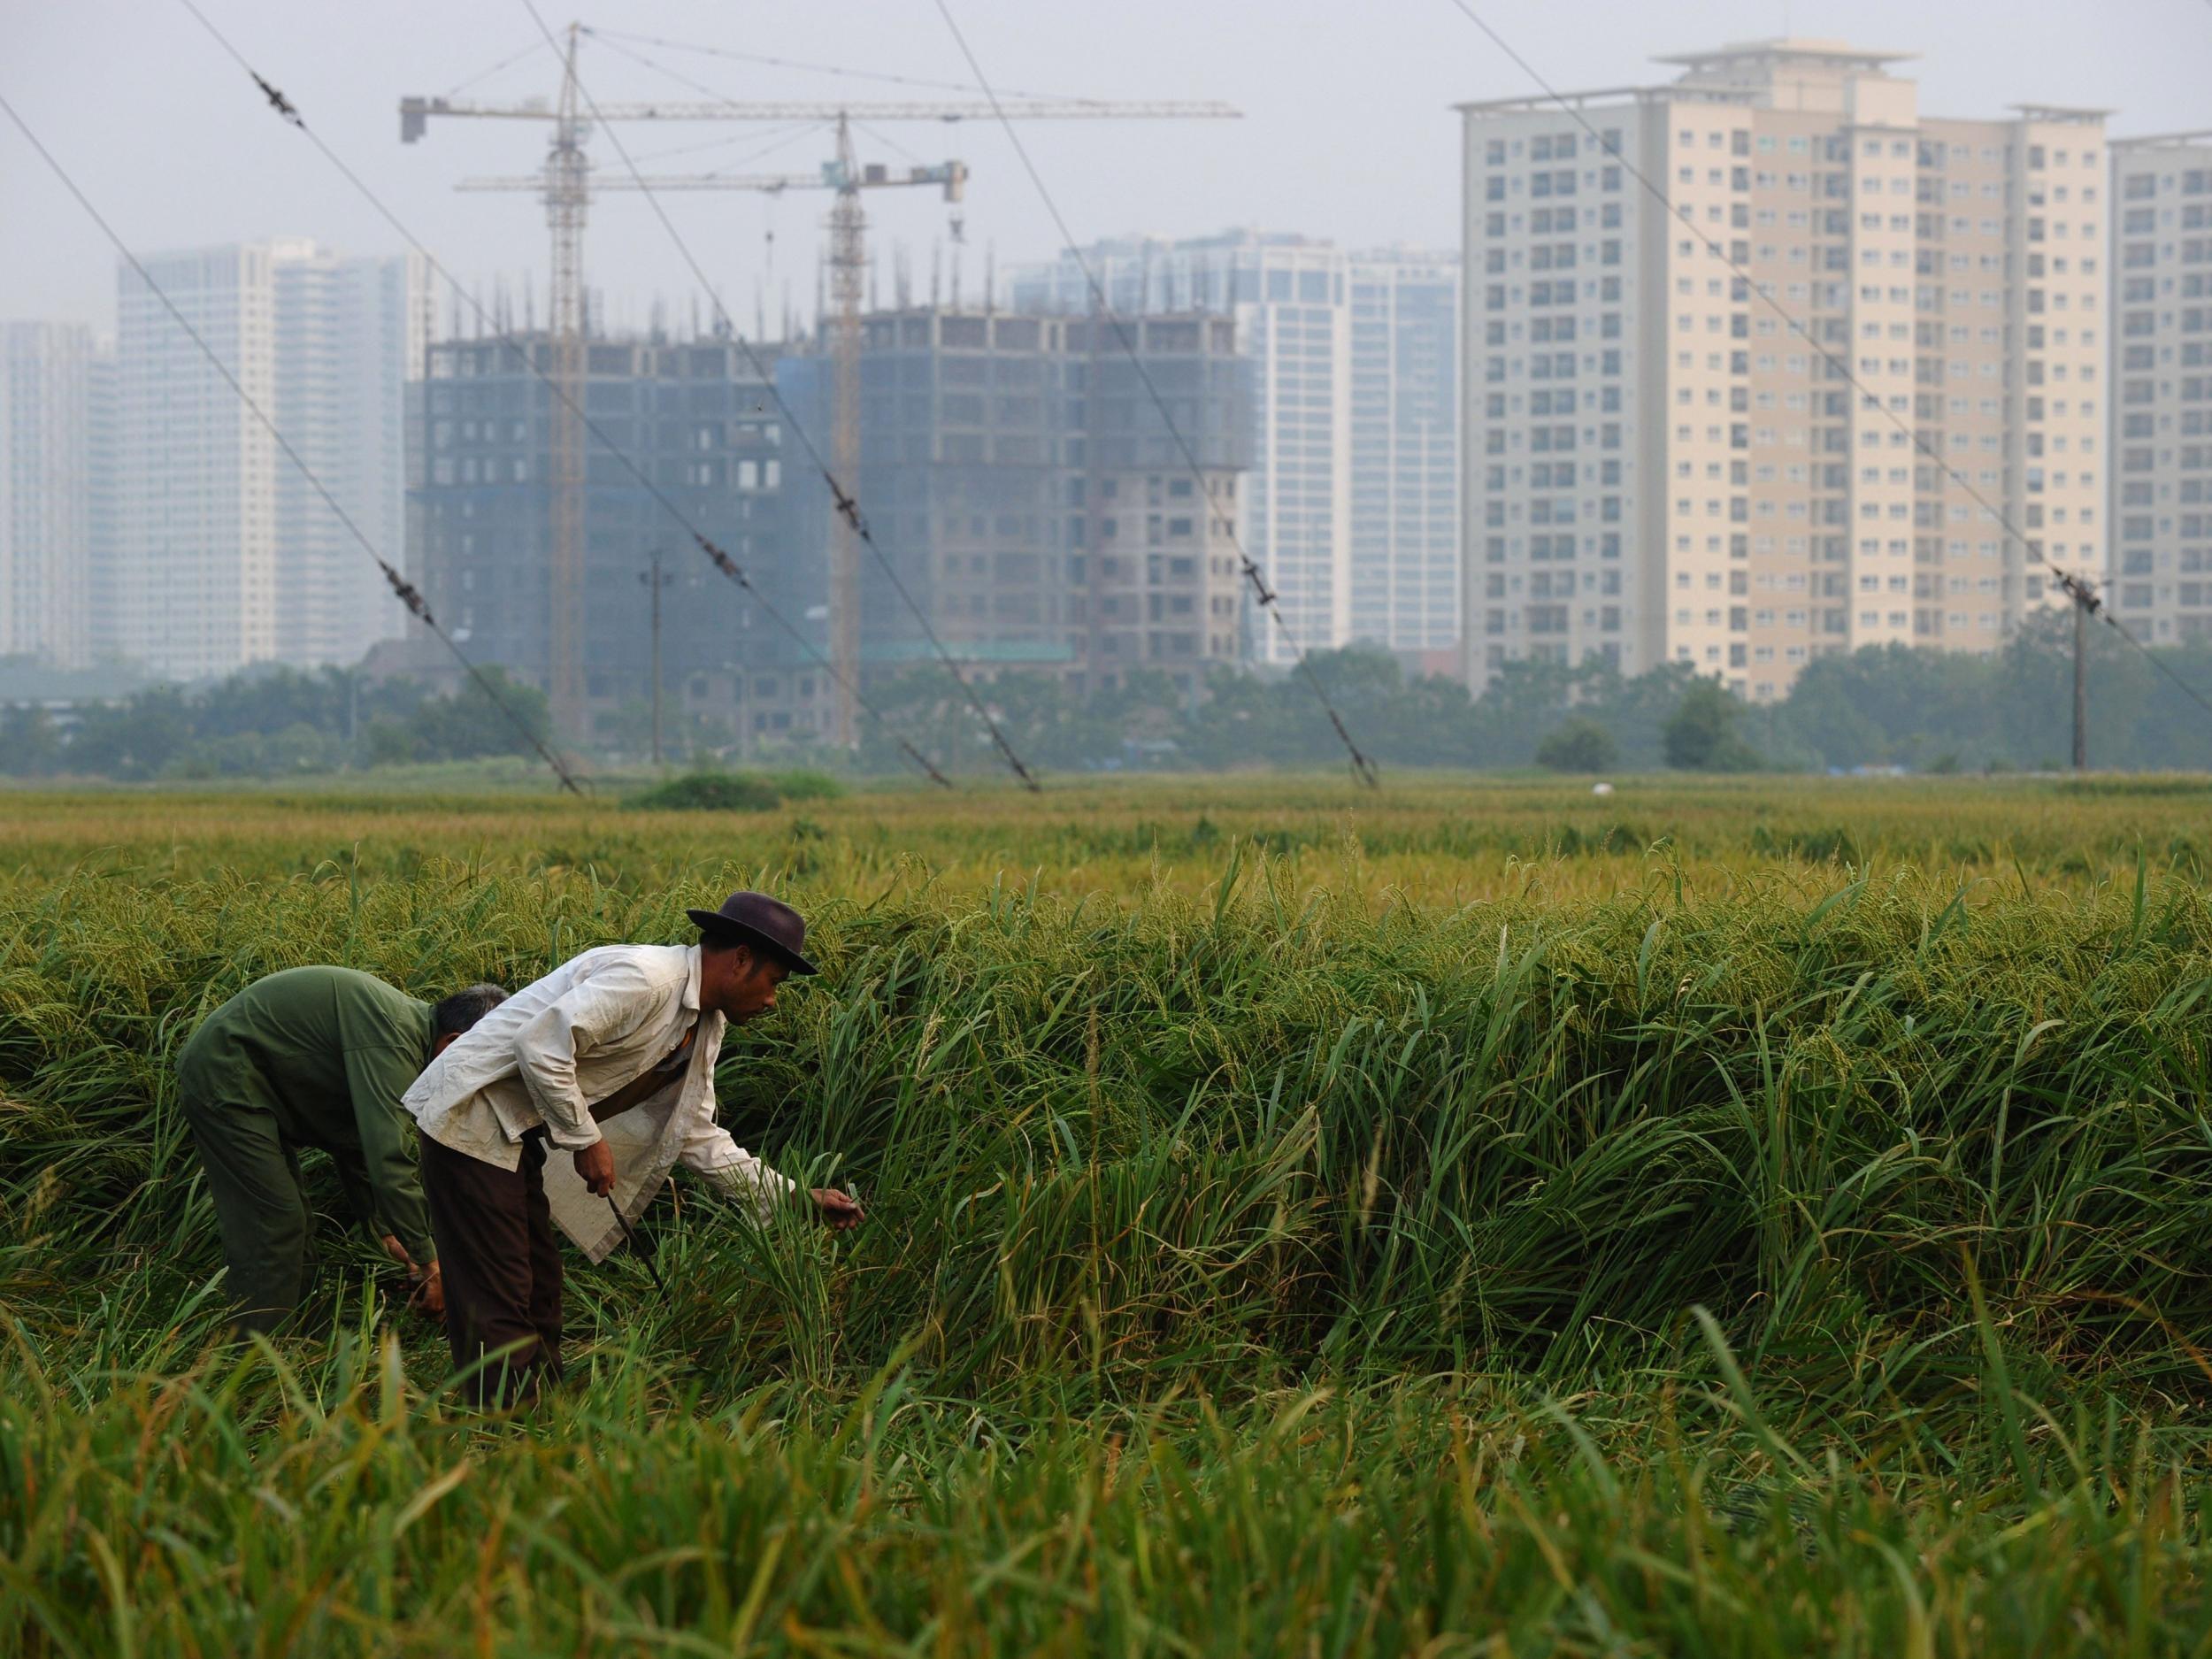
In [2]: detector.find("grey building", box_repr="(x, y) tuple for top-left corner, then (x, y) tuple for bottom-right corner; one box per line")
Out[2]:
(2109, 132), (2212, 644)
(411, 330), (819, 746)
(784, 307), (1248, 703)
(0, 322), (107, 669)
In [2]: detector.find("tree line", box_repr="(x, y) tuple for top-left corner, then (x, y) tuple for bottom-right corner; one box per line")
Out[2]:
(5, 611), (2210, 781)
(0, 666), (552, 781)
(860, 611), (2212, 778)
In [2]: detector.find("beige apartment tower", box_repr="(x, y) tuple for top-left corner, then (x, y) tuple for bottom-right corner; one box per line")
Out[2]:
(1461, 40), (2105, 700)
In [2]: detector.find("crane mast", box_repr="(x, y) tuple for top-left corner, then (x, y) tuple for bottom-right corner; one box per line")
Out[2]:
(547, 23), (588, 744)
(403, 43), (1238, 753)
(826, 116), (866, 749)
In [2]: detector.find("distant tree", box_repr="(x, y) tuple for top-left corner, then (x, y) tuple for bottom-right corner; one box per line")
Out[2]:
(404, 668), (553, 761)
(1663, 680), (1761, 772)
(1534, 717), (1618, 773)
(67, 687), (196, 780)
(0, 703), (61, 776)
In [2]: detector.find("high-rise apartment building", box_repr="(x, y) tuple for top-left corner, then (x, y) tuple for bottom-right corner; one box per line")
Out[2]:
(272, 242), (426, 667)
(0, 322), (106, 668)
(112, 241), (419, 681)
(1460, 40), (2105, 700)
(1349, 251), (1461, 654)
(2108, 133), (2212, 644)
(1010, 232), (1461, 665)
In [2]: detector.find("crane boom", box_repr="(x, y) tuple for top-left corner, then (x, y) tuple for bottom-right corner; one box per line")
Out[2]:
(403, 96), (1237, 139)
(458, 163), (968, 198)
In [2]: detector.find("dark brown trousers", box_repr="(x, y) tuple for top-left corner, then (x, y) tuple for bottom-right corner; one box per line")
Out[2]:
(420, 1130), (564, 1406)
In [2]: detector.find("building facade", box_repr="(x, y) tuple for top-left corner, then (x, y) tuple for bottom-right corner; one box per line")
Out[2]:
(111, 241), (419, 681)
(0, 322), (107, 668)
(412, 331), (810, 745)
(271, 242), (426, 668)
(1010, 232), (1460, 666)
(2108, 133), (2212, 644)
(783, 307), (1247, 704)
(1460, 40), (2105, 700)
(114, 243), (278, 681)
(1349, 250), (1461, 655)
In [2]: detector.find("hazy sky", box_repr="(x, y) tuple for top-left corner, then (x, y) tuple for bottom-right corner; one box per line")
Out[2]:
(4, 0), (2207, 336)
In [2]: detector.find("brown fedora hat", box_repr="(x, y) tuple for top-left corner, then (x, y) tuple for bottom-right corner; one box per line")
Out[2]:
(685, 890), (819, 975)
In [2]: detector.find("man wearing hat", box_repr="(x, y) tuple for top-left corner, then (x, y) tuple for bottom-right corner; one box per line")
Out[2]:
(404, 892), (862, 1403)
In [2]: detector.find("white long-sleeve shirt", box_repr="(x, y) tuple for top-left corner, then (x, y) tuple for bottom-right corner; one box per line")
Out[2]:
(401, 943), (795, 1261)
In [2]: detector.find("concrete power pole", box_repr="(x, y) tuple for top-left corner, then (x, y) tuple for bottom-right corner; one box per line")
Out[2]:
(2055, 569), (2100, 773)
(2072, 587), (2088, 772)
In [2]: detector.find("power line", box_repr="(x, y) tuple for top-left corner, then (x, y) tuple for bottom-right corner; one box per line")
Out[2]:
(929, 0), (1382, 789)
(521, 1), (1044, 792)
(0, 84), (588, 796)
(440, 34), (551, 101)
(169, 0), (955, 789)
(630, 119), (826, 169)
(579, 26), (1097, 104)
(1437, 0), (2212, 723)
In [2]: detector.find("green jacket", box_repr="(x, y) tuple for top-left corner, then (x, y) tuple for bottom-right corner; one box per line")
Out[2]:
(177, 967), (438, 1263)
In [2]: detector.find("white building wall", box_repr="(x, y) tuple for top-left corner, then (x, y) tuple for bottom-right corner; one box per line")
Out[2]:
(271, 243), (419, 666)
(113, 242), (419, 680)
(115, 244), (278, 680)
(0, 322), (104, 667)
(1348, 251), (1461, 653)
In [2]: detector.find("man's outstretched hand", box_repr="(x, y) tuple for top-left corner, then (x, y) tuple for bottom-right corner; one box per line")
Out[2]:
(380, 1234), (444, 1320)
(574, 1138), (616, 1196)
(810, 1188), (865, 1231)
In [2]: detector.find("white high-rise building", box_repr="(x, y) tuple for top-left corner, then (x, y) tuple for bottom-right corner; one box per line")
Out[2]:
(1460, 41), (2106, 700)
(1349, 250), (1461, 655)
(272, 242), (425, 667)
(112, 241), (421, 680)
(1011, 231), (1461, 665)
(0, 323), (106, 668)
(2108, 133), (2212, 645)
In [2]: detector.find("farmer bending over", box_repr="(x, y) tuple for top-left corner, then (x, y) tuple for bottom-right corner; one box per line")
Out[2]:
(177, 968), (509, 1334)
(405, 892), (863, 1405)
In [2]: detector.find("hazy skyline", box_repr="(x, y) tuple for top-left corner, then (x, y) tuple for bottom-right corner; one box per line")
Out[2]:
(4, 0), (2208, 337)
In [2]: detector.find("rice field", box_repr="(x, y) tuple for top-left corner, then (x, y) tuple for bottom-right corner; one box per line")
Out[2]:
(4, 772), (2212, 1655)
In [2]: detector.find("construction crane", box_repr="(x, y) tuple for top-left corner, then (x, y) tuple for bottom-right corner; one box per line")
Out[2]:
(402, 25), (1238, 748)
(456, 119), (970, 750)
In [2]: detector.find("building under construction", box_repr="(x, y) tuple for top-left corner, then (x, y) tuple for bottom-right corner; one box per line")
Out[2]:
(781, 306), (1252, 705)
(407, 305), (1250, 752)
(409, 329), (833, 748)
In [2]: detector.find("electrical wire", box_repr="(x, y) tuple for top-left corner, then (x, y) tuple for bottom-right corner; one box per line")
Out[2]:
(524, 1), (1044, 791)
(169, 0), (955, 788)
(1437, 0), (2212, 721)
(0, 84), (588, 796)
(440, 34), (550, 101)
(580, 26), (1098, 104)
(629, 119), (826, 169)
(929, 0), (1382, 788)
(850, 119), (926, 168)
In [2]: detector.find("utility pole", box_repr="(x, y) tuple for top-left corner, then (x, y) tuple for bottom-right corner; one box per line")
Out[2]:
(2055, 568), (2100, 773)
(2073, 588), (2089, 772)
(640, 549), (673, 767)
